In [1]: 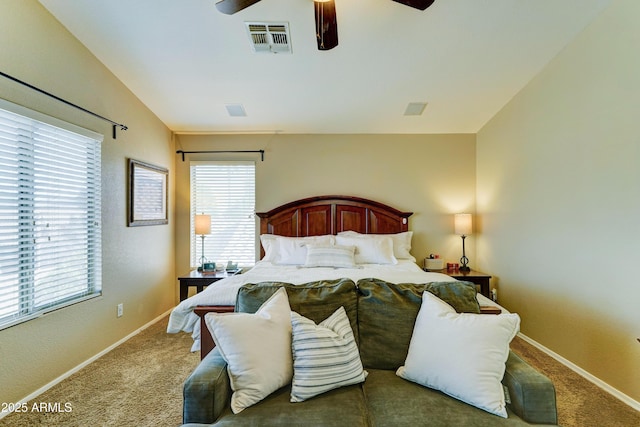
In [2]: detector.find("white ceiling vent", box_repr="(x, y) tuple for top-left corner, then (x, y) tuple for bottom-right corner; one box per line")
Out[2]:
(404, 102), (428, 116)
(245, 22), (292, 54)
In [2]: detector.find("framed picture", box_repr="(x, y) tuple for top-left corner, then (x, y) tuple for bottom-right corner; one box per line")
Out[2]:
(128, 158), (168, 226)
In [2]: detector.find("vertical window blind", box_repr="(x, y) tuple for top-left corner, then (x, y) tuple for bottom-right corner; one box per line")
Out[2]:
(190, 161), (256, 268)
(0, 99), (102, 330)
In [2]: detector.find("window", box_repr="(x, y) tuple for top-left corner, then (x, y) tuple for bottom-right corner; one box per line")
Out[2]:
(190, 161), (256, 268)
(0, 99), (102, 330)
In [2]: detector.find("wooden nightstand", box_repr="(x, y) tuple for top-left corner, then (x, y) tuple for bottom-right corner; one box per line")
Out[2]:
(178, 269), (241, 301)
(445, 269), (492, 299)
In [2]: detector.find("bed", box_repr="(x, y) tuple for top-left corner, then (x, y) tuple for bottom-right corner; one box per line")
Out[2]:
(167, 195), (500, 356)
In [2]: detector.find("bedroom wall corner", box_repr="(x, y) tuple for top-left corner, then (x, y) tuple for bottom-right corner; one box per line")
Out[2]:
(476, 0), (640, 403)
(0, 0), (176, 405)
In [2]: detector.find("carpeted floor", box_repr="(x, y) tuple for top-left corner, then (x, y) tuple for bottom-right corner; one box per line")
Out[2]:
(509, 337), (640, 427)
(1, 316), (638, 426)
(0, 316), (200, 427)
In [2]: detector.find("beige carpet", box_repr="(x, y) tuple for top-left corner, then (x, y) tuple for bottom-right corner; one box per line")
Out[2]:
(1, 317), (638, 426)
(510, 336), (640, 427)
(0, 316), (199, 427)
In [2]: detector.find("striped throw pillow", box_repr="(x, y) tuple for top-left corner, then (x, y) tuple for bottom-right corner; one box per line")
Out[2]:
(290, 306), (367, 402)
(303, 244), (356, 268)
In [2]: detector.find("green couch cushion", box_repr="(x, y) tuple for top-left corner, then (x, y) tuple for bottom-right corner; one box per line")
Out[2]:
(363, 369), (534, 426)
(356, 278), (480, 369)
(425, 281), (481, 314)
(236, 278), (358, 343)
(210, 383), (369, 427)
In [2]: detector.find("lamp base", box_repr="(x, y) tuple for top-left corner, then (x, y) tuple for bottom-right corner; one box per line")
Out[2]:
(459, 235), (470, 272)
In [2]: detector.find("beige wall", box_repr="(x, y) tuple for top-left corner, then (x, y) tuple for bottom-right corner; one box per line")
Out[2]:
(174, 133), (477, 289)
(0, 0), (175, 403)
(477, 0), (640, 402)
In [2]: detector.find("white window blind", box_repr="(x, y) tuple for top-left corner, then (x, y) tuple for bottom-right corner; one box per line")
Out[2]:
(190, 161), (256, 268)
(0, 99), (102, 330)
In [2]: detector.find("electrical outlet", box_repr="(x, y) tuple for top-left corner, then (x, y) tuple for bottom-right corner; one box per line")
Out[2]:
(117, 303), (123, 318)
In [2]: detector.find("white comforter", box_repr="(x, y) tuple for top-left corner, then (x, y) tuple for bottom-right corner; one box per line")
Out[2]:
(167, 260), (497, 351)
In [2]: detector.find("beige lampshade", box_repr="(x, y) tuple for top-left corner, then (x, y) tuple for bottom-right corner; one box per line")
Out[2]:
(194, 214), (211, 235)
(454, 213), (472, 236)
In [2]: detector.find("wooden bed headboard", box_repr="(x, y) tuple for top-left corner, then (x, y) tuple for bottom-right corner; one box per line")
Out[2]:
(256, 195), (412, 237)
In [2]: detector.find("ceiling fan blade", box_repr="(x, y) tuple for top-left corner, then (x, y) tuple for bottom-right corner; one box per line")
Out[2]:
(314, 0), (338, 51)
(215, 0), (262, 15)
(392, 0), (435, 11)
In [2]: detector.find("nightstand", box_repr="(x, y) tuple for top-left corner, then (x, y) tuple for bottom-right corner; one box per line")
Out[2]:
(178, 269), (241, 301)
(445, 269), (492, 299)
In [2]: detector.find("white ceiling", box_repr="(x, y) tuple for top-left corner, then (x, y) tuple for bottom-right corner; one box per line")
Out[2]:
(39, 0), (611, 134)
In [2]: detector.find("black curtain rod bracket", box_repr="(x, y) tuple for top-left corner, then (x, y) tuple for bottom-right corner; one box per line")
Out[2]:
(176, 149), (265, 162)
(1, 70), (128, 139)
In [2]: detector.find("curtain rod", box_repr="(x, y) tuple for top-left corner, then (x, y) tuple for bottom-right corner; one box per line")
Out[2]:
(176, 149), (265, 162)
(0, 70), (128, 139)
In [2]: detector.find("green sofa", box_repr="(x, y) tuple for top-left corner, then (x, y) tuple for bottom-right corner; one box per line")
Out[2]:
(182, 278), (558, 426)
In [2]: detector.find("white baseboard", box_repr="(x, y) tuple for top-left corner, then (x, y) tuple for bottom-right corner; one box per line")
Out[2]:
(0, 309), (173, 420)
(517, 332), (640, 412)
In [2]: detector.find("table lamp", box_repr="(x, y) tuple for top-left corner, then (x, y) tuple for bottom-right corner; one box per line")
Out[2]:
(454, 213), (472, 272)
(195, 214), (211, 271)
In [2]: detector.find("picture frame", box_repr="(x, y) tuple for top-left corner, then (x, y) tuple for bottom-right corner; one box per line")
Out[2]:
(128, 158), (168, 226)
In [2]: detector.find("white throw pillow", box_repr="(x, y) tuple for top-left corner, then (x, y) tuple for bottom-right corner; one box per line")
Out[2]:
(290, 306), (367, 402)
(271, 235), (335, 265)
(204, 287), (293, 414)
(259, 234), (278, 261)
(335, 234), (397, 264)
(338, 231), (415, 261)
(396, 292), (520, 418)
(303, 244), (357, 268)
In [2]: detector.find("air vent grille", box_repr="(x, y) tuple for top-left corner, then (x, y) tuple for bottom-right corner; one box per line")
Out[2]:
(245, 22), (292, 54)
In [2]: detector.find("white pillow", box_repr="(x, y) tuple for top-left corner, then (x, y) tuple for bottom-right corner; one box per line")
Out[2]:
(335, 234), (397, 264)
(338, 231), (415, 261)
(290, 306), (367, 402)
(271, 235), (335, 265)
(259, 234), (278, 261)
(396, 292), (520, 418)
(303, 244), (357, 268)
(204, 287), (293, 414)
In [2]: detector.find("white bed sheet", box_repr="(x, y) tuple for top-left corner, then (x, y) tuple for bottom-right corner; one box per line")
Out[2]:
(167, 260), (501, 351)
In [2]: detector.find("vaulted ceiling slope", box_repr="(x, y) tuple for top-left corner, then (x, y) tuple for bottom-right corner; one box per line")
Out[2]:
(39, 0), (611, 134)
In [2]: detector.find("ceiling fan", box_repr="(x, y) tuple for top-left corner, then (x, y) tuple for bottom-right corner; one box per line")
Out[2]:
(215, 0), (435, 51)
